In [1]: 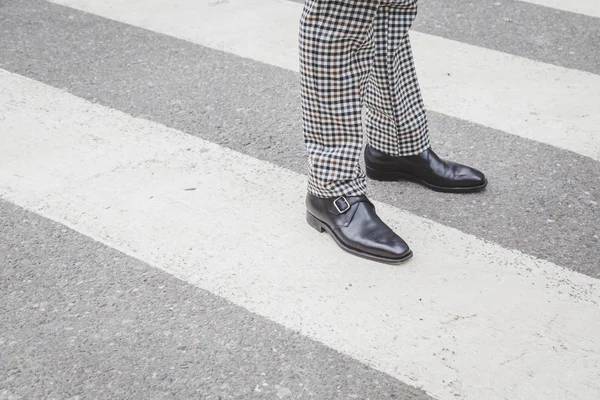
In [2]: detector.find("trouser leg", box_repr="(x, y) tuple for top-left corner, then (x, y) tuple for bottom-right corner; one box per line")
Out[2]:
(364, 1), (430, 156)
(299, 0), (430, 198)
(299, 0), (377, 198)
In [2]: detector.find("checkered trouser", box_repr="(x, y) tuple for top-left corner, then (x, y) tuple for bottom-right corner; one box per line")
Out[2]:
(300, 0), (431, 198)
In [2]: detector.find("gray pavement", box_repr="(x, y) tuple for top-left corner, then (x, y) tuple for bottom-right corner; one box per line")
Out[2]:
(290, 0), (600, 74)
(0, 199), (433, 400)
(1, 0), (600, 399)
(1, 0), (598, 277)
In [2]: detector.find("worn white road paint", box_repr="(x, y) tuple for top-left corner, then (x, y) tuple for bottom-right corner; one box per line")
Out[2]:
(518, 0), (600, 18)
(2, 70), (600, 400)
(50, 0), (600, 162)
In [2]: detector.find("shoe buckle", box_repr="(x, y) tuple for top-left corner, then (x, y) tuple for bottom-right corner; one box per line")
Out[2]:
(333, 196), (351, 214)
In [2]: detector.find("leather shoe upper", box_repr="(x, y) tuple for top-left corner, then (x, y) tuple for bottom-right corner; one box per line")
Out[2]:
(306, 193), (410, 260)
(365, 145), (486, 189)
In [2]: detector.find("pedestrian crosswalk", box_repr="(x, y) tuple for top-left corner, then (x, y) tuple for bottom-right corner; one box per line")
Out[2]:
(1, 1), (599, 399)
(49, 0), (600, 161)
(518, 0), (600, 18)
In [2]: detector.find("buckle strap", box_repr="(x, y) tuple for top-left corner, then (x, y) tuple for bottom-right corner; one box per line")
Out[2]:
(332, 195), (372, 215)
(333, 196), (351, 214)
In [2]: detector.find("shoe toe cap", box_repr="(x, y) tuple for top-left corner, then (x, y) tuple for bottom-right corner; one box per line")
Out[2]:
(457, 165), (487, 187)
(370, 235), (412, 260)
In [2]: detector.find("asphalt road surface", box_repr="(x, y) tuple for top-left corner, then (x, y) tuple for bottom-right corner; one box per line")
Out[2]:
(1, 0), (599, 399)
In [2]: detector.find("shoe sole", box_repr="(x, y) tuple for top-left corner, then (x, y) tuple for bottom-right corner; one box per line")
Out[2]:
(306, 211), (413, 265)
(366, 166), (488, 193)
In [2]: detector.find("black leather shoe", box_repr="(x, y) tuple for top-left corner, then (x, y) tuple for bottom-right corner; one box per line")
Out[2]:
(306, 193), (412, 264)
(364, 145), (487, 193)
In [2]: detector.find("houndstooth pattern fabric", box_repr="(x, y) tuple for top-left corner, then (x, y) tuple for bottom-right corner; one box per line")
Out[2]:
(300, 0), (431, 198)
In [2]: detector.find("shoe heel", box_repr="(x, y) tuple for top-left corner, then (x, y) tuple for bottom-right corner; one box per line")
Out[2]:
(306, 211), (325, 233)
(365, 166), (400, 181)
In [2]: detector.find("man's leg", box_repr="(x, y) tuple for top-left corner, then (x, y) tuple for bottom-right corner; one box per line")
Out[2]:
(300, 0), (412, 264)
(364, 1), (430, 157)
(299, 0), (377, 198)
(363, 1), (487, 192)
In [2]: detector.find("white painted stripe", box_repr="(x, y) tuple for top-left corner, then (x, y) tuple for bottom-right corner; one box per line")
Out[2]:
(50, 0), (600, 162)
(2, 69), (599, 400)
(518, 0), (600, 18)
